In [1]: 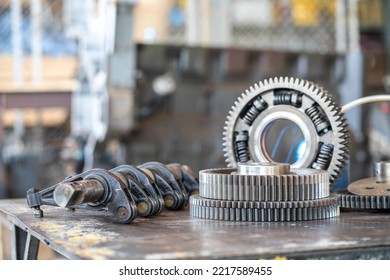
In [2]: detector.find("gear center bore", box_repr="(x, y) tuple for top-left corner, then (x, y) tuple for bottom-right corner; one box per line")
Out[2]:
(248, 105), (319, 168)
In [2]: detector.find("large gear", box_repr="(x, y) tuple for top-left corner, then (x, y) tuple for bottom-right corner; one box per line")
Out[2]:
(199, 167), (329, 201)
(190, 196), (339, 222)
(190, 162), (340, 222)
(191, 194), (339, 208)
(222, 77), (349, 184)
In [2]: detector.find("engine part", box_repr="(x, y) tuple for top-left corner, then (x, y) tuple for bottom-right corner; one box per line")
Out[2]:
(337, 161), (390, 209)
(190, 195), (340, 222)
(26, 162), (198, 223)
(222, 77), (349, 184)
(190, 162), (339, 222)
(110, 165), (164, 217)
(27, 168), (138, 223)
(166, 163), (199, 196)
(139, 161), (190, 209)
(199, 163), (329, 201)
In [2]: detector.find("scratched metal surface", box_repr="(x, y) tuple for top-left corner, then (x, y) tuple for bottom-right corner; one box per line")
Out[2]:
(1, 199), (390, 260)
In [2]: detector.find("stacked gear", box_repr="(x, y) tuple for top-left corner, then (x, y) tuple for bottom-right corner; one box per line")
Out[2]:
(190, 77), (349, 222)
(222, 77), (349, 185)
(190, 162), (340, 222)
(337, 161), (390, 209)
(26, 162), (198, 224)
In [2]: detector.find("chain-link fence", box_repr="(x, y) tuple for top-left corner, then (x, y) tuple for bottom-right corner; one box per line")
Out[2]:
(0, 0), (76, 198)
(0, 0), (76, 56)
(134, 0), (353, 54)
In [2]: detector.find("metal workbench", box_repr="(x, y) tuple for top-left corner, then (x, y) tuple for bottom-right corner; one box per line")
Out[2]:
(1, 199), (390, 260)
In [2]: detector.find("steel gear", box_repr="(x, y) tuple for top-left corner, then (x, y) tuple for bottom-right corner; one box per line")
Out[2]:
(337, 161), (390, 210)
(190, 162), (339, 222)
(222, 77), (349, 185)
(337, 191), (390, 210)
(190, 195), (340, 222)
(191, 194), (339, 208)
(199, 167), (329, 201)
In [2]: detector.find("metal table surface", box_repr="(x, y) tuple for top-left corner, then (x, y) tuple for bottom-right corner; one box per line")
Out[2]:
(1, 199), (390, 260)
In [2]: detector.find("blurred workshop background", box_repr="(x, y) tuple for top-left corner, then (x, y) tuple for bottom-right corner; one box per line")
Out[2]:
(0, 0), (388, 199)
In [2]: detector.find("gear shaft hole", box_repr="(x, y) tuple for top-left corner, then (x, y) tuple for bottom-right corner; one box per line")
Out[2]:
(263, 119), (305, 164)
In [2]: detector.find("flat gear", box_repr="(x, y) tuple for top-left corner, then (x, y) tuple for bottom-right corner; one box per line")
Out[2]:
(337, 162), (390, 210)
(222, 77), (349, 185)
(337, 190), (390, 209)
(190, 195), (340, 222)
(191, 193), (339, 208)
(199, 167), (329, 201)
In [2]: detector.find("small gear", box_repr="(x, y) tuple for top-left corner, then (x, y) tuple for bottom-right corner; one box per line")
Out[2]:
(199, 167), (329, 201)
(222, 77), (349, 185)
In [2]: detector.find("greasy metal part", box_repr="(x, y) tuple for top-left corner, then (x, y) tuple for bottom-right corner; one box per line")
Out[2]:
(26, 162), (198, 223)
(27, 169), (138, 223)
(190, 195), (340, 222)
(241, 97), (268, 126)
(274, 89), (302, 108)
(139, 162), (189, 209)
(140, 168), (185, 210)
(305, 104), (331, 136)
(311, 143), (334, 170)
(53, 180), (105, 207)
(337, 191), (390, 209)
(166, 163), (199, 195)
(223, 77), (350, 185)
(199, 167), (329, 201)
(112, 171), (157, 217)
(234, 131), (250, 163)
(111, 165), (164, 217)
(237, 162), (290, 175)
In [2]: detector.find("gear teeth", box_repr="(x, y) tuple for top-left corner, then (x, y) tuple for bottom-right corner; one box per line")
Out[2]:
(190, 196), (340, 222)
(199, 168), (329, 201)
(337, 191), (390, 209)
(222, 77), (350, 185)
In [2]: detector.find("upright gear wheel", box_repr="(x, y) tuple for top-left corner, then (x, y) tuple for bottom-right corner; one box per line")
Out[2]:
(223, 77), (350, 185)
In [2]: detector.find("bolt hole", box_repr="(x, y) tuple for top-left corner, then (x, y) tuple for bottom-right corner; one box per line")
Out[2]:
(365, 187), (375, 190)
(387, 189), (390, 192)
